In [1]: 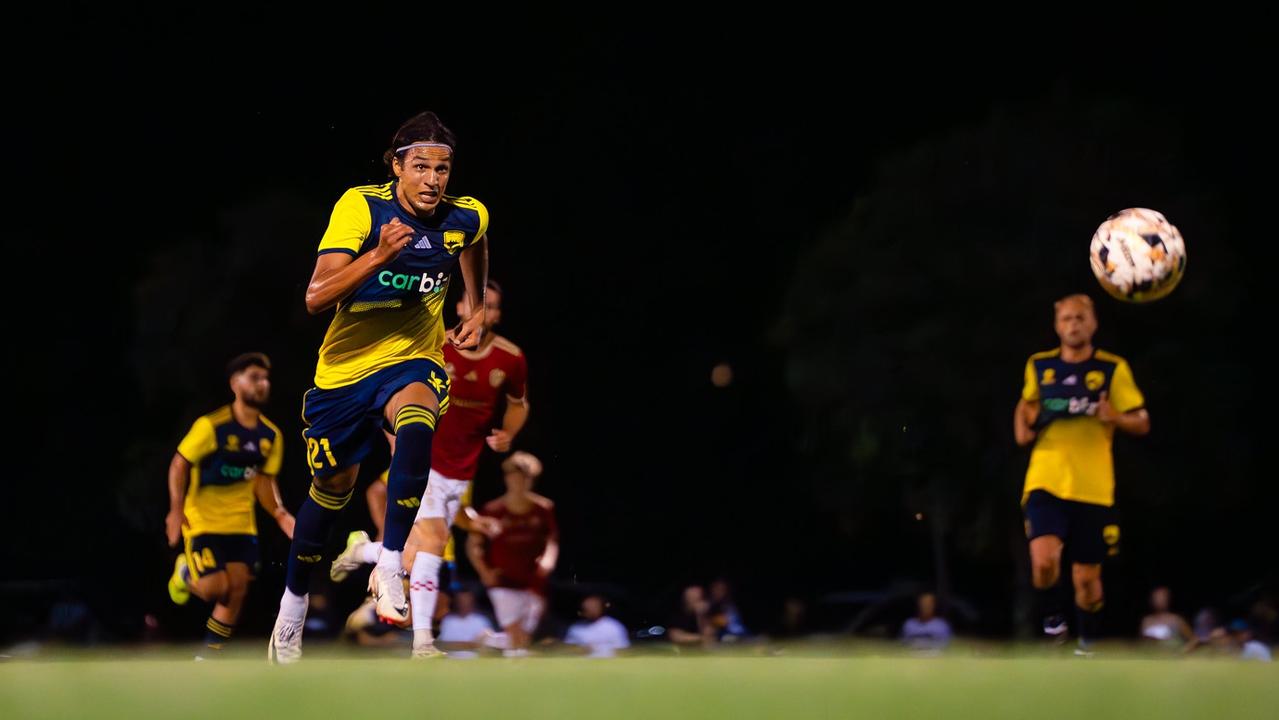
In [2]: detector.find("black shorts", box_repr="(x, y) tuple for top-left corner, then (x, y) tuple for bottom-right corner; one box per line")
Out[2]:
(1023, 490), (1120, 564)
(185, 533), (259, 581)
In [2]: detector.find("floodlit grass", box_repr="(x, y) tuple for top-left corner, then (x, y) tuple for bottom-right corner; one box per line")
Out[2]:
(1, 643), (1275, 719)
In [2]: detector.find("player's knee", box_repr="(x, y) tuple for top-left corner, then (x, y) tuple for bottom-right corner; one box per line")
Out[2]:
(410, 521), (447, 556)
(201, 574), (229, 602)
(1031, 559), (1059, 588)
(1075, 585), (1104, 610)
(226, 572), (250, 598)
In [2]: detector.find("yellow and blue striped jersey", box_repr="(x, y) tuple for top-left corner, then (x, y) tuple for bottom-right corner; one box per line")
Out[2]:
(177, 405), (284, 535)
(314, 182), (488, 389)
(1021, 348), (1145, 507)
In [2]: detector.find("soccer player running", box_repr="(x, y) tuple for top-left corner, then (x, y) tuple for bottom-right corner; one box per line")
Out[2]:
(331, 279), (528, 657)
(166, 353), (294, 657)
(269, 111), (489, 664)
(467, 452), (559, 657)
(1014, 294), (1150, 652)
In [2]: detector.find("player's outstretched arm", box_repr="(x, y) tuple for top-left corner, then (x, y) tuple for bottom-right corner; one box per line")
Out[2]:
(305, 219), (414, 314)
(447, 235), (488, 348)
(1013, 398), (1039, 447)
(166, 453), (191, 547)
(254, 473), (295, 539)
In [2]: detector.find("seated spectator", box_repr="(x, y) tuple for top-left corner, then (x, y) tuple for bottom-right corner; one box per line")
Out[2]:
(565, 595), (630, 658)
(900, 592), (951, 651)
(1140, 586), (1194, 649)
(709, 578), (749, 641)
(437, 589), (497, 658)
(1229, 619), (1272, 662)
(669, 585), (714, 647)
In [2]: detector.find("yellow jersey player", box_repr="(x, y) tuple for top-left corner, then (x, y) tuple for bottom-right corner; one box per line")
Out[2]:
(269, 111), (488, 664)
(1014, 294), (1150, 652)
(166, 353), (294, 657)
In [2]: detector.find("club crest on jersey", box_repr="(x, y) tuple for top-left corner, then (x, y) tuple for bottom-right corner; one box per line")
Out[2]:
(1041, 368), (1056, 385)
(226, 434), (240, 451)
(1085, 370), (1106, 391)
(1103, 524), (1120, 546)
(259, 438), (271, 457)
(443, 230), (466, 254)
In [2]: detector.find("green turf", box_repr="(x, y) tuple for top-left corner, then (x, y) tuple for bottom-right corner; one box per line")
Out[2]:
(2, 648), (1276, 719)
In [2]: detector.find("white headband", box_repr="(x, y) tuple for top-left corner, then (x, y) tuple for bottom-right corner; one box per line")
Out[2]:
(396, 142), (453, 155)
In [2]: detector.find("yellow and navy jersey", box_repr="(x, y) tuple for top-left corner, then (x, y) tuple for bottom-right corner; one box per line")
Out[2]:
(177, 405), (284, 535)
(314, 182), (488, 389)
(1021, 348), (1145, 507)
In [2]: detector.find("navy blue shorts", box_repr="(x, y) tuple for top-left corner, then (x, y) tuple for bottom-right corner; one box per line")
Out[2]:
(185, 533), (259, 580)
(301, 359), (451, 477)
(1023, 490), (1120, 564)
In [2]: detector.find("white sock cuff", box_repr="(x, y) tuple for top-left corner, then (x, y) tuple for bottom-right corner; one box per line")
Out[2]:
(375, 549), (403, 570)
(359, 541), (382, 564)
(410, 552), (443, 579)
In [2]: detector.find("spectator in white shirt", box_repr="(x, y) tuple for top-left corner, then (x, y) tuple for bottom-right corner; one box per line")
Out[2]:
(565, 595), (630, 658)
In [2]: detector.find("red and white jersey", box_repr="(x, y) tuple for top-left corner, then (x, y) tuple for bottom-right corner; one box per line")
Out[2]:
(432, 335), (528, 480)
(481, 494), (557, 592)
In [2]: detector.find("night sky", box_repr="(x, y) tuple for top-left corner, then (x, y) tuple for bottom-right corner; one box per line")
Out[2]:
(5, 16), (1275, 641)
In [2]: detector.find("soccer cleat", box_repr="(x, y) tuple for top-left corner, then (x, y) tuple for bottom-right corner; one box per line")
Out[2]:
(368, 563), (409, 625)
(168, 555), (191, 606)
(330, 530), (371, 582)
(1043, 614), (1069, 638)
(268, 609), (306, 665)
(411, 641), (447, 660)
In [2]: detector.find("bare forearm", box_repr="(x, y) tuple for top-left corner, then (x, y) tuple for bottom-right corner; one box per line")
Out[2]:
(466, 535), (491, 573)
(305, 250), (391, 314)
(457, 236), (488, 310)
(254, 475), (285, 517)
(502, 401), (529, 437)
(168, 455), (189, 512)
(538, 539), (559, 574)
(1013, 400), (1038, 446)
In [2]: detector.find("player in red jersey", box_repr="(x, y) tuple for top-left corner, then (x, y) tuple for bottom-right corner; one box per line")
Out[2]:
(332, 279), (528, 657)
(467, 451), (558, 657)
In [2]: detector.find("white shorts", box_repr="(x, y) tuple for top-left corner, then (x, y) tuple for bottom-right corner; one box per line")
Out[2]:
(414, 469), (471, 526)
(488, 588), (545, 633)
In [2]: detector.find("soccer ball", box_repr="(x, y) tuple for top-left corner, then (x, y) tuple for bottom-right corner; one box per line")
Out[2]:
(1089, 208), (1187, 302)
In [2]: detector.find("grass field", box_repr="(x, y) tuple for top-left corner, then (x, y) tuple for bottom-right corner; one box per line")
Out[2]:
(2, 645), (1276, 719)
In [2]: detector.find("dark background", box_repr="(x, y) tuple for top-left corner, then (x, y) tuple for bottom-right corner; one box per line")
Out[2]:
(4, 14), (1275, 643)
